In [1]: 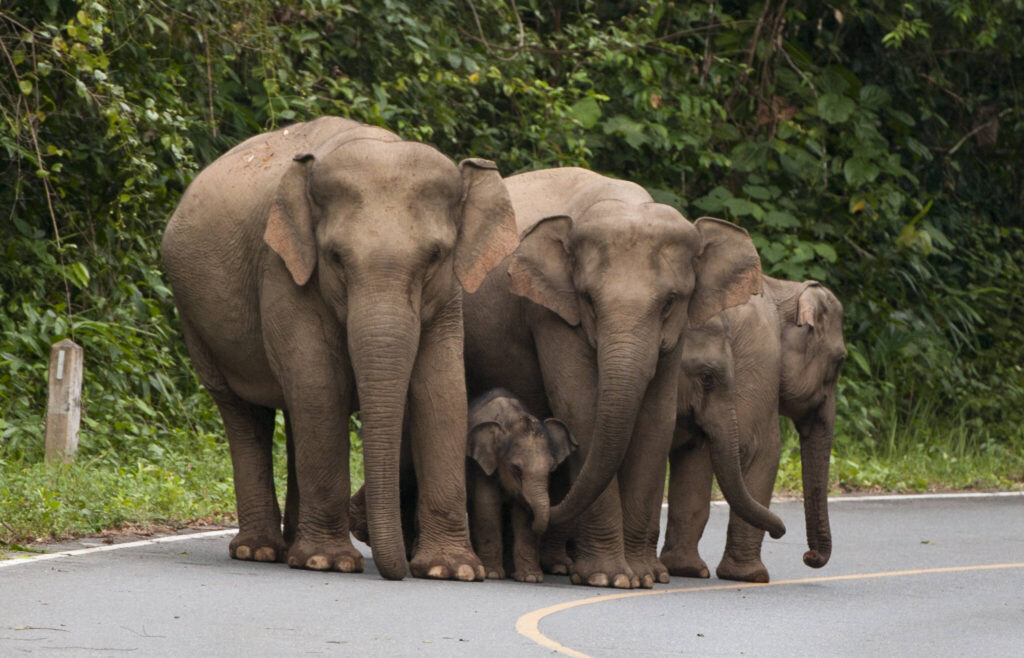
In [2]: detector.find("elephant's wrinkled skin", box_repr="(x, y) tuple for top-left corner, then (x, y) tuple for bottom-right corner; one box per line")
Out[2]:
(466, 389), (576, 582)
(659, 277), (845, 582)
(161, 117), (518, 580)
(463, 168), (785, 589)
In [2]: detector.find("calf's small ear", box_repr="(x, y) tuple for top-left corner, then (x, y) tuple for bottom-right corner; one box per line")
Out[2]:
(467, 421), (502, 476)
(543, 418), (577, 468)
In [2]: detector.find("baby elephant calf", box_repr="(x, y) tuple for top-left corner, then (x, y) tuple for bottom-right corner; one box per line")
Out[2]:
(467, 389), (576, 582)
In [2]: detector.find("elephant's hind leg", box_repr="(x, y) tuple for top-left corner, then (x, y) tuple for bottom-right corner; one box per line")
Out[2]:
(180, 317), (286, 563)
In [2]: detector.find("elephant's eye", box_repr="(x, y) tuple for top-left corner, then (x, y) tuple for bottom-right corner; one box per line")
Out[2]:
(581, 291), (595, 308)
(510, 464), (523, 481)
(700, 372), (714, 392)
(661, 293), (678, 319)
(427, 244), (443, 265)
(329, 250), (343, 265)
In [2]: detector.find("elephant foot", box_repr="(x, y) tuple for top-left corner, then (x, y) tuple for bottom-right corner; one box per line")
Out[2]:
(513, 559), (545, 583)
(540, 547), (572, 575)
(410, 545), (485, 582)
(660, 548), (710, 579)
(626, 552), (669, 587)
(230, 529), (287, 563)
(481, 560), (506, 580)
(568, 554), (637, 589)
(716, 555), (769, 583)
(287, 536), (364, 572)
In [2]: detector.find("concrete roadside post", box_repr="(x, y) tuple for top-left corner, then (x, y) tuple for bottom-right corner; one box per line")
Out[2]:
(44, 338), (83, 463)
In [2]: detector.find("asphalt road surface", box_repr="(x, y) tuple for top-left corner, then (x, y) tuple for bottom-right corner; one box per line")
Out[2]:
(2, 493), (1022, 656)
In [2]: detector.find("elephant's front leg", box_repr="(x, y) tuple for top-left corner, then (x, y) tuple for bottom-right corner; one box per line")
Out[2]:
(618, 353), (682, 587)
(467, 469), (506, 579)
(407, 311), (485, 581)
(509, 504), (545, 583)
(659, 434), (713, 578)
(717, 426), (782, 583)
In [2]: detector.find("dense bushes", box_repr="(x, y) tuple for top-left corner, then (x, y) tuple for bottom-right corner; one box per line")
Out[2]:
(2, 1), (1022, 470)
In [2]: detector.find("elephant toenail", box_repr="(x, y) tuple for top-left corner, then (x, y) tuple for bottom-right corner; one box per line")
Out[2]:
(427, 565), (447, 579)
(456, 565), (476, 581)
(658, 572), (670, 584)
(476, 565), (486, 580)
(610, 574), (631, 588)
(570, 573), (582, 585)
(336, 557), (354, 572)
(487, 570), (501, 579)
(550, 564), (568, 575)
(235, 546), (251, 560)
(254, 547), (276, 562)
(642, 575), (654, 589)
(588, 573), (610, 587)
(306, 555), (330, 570)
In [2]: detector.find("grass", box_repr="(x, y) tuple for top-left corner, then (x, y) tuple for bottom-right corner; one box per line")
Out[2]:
(3, 408), (1021, 549)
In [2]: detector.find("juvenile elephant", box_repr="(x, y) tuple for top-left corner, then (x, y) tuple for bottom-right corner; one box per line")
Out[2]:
(161, 117), (519, 580)
(463, 168), (786, 589)
(466, 389), (576, 582)
(658, 276), (845, 582)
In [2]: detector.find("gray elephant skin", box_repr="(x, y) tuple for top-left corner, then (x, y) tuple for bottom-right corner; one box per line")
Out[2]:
(466, 389), (576, 582)
(161, 116), (519, 581)
(463, 167), (786, 590)
(659, 276), (845, 582)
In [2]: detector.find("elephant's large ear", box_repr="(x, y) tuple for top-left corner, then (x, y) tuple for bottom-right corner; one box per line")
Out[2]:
(543, 418), (577, 468)
(467, 421), (503, 476)
(795, 281), (827, 328)
(455, 158), (520, 293)
(507, 215), (580, 326)
(265, 153), (317, 287)
(688, 217), (763, 327)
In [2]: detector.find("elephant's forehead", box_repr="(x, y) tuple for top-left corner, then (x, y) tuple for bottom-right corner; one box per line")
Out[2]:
(573, 201), (697, 247)
(315, 140), (461, 194)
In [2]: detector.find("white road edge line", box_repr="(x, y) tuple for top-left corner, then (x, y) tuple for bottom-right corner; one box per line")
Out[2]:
(0, 529), (238, 569)
(2, 491), (1020, 569)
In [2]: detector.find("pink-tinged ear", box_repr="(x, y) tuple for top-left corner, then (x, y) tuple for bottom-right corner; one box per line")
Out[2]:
(456, 158), (520, 293)
(264, 153), (317, 286)
(688, 217), (763, 327)
(467, 421), (502, 476)
(796, 281), (833, 327)
(507, 215), (580, 326)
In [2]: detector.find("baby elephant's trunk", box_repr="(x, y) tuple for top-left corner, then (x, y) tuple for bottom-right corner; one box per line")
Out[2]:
(524, 476), (552, 534)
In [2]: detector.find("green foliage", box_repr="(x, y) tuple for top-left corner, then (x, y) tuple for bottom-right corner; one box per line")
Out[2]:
(2, 0), (1022, 521)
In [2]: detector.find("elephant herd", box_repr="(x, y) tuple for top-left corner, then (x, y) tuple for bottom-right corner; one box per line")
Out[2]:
(162, 116), (845, 589)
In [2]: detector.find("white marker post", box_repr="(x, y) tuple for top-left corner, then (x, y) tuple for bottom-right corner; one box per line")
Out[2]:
(44, 338), (83, 463)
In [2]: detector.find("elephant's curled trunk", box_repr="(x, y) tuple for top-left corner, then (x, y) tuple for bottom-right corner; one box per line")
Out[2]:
(709, 407), (787, 539)
(798, 397), (835, 568)
(348, 295), (420, 581)
(549, 331), (655, 526)
(523, 477), (551, 534)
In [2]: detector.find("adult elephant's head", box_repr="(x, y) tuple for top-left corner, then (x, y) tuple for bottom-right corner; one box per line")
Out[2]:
(264, 125), (518, 580)
(776, 279), (846, 568)
(508, 202), (783, 537)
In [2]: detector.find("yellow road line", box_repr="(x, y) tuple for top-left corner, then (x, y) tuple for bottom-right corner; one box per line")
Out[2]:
(515, 562), (1024, 657)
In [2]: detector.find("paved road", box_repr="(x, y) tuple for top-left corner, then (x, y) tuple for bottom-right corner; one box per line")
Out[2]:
(2, 494), (1022, 656)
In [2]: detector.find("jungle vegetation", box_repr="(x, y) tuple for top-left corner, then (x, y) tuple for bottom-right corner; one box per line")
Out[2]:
(2, 0), (1022, 542)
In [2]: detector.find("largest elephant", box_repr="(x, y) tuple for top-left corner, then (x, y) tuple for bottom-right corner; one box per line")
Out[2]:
(161, 116), (519, 580)
(463, 167), (785, 589)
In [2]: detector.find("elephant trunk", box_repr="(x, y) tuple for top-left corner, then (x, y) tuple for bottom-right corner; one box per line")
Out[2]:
(549, 330), (656, 526)
(708, 406), (787, 539)
(523, 476), (551, 534)
(798, 396), (835, 568)
(347, 293), (420, 581)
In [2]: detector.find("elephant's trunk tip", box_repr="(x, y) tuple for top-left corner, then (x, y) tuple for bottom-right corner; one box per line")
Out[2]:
(374, 552), (410, 581)
(767, 517), (787, 540)
(802, 548), (830, 568)
(531, 516), (548, 535)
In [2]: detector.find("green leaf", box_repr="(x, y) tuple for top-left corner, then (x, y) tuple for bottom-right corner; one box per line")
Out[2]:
(603, 115), (648, 149)
(18, 79), (32, 95)
(694, 186), (732, 214)
(817, 93), (855, 124)
(723, 197), (764, 220)
(812, 243), (838, 263)
(843, 156), (880, 186)
(763, 210), (800, 228)
(859, 85), (890, 110)
(568, 97), (601, 129)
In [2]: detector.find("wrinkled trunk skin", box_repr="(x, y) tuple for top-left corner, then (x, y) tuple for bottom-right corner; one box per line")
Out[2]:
(798, 396), (834, 568)
(549, 331), (657, 526)
(523, 476), (551, 534)
(707, 407), (787, 539)
(347, 292), (420, 580)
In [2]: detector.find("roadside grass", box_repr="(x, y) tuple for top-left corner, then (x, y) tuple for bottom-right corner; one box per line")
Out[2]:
(0, 423), (365, 548)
